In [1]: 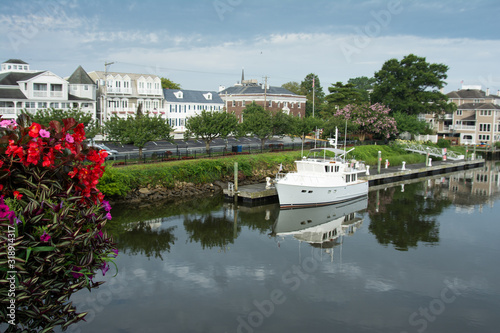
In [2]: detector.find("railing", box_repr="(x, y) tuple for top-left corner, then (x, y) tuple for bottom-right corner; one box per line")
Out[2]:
(33, 91), (47, 97)
(0, 108), (16, 114)
(398, 142), (465, 160)
(449, 125), (476, 131)
(137, 89), (162, 95)
(106, 87), (132, 94)
(50, 91), (63, 97)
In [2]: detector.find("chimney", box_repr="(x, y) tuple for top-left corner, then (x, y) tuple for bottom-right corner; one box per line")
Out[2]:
(497, 90), (500, 97)
(486, 88), (490, 96)
(439, 88), (444, 94)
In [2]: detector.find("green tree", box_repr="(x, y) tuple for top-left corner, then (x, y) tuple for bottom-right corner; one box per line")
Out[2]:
(324, 82), (364, 117)
(105, 105), (172, 158)
(28, 108), (100, 139)
(238, 102), (273, 149)
(348, 76), (376, 102)
(161, 77), (181, 90)
(184, 109), (238, 152)
(392, 111), (433, 135)
(371, 54), (456, 116)
(289, 116), (324, 145)
(300, 73), (325, 117)
(281, 81), (303, 95)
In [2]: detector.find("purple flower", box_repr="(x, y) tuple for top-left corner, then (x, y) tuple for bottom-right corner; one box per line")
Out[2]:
(71, 266), (83, 279)
(111, 249), (119, 257)
(106, 212), (112, 220)
(7, 211), (16, 225)
(94, 230), (104, 239)
(102, 200), (112, 212)
(65, 133), (74, 143)
(0, 203), (10, 218)
(39, 129), (50, 138)
(40, 231), (51, 243)
(101, 263), (110, 276)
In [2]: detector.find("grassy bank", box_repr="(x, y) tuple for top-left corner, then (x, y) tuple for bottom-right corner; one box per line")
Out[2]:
(98, 145), (427, 199)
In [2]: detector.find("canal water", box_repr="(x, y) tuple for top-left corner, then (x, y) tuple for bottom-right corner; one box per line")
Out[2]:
(66, 162), (499, 333)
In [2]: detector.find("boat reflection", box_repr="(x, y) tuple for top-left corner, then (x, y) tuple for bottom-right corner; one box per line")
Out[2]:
(271, 197), (367, 259)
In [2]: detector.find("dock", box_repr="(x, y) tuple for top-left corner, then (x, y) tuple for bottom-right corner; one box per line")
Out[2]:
(223, 159), (485, 204)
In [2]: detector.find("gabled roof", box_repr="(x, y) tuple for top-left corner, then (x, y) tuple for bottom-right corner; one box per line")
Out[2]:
(3, 59), (28, 65)
(219, 85), (299, 96)
(0, 71), (45, 86)
(457, 102), (500, 110)
(447, 89), (500, 99)
(0, 88), (27, 99)
(67, 66), (95, 85)
(163, 89), (224, 104)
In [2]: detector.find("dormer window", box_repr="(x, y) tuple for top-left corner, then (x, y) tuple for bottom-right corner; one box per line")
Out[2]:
(174, 91), (183, 99)
(203, 92), (212, 100)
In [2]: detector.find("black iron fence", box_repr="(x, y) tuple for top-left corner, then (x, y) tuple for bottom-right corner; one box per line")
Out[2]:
(107, 141), (328, 166)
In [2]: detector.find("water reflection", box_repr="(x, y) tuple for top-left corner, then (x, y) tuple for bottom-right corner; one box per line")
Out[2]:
(367, 161), (500, 251)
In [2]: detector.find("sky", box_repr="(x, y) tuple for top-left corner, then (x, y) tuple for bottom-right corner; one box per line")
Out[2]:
(1, 0), (499, 94)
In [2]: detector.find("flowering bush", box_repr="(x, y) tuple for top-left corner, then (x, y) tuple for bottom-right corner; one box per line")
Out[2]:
(0, 115), (117, 332)
(335, 103), (398, 141)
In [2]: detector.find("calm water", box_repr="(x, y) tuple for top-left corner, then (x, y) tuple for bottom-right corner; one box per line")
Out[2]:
(64, 162), (500, 333)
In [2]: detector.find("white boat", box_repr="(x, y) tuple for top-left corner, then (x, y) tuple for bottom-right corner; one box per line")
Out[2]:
(275, 147), (369, 209)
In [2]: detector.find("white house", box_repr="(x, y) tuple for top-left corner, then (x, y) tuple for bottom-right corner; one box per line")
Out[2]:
(163, 89), (225, 133)
(0, 59), (96, 120)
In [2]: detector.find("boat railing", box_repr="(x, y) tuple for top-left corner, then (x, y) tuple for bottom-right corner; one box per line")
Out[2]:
(275, 172), (288, 181)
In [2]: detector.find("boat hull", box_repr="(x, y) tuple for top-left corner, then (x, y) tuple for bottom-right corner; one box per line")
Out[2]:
(276, 180), (368, 209)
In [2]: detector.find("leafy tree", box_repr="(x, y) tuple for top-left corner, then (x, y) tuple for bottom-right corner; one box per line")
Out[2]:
(324, 82), (364, 117)
(322, 116), (359, 142)
(289, 116), (324, 145)
(105, 105), (172, 158)
(28, 108), (100, 139)
(392, 111), (433, 135)
(348, 76), (376, 102)
(161, 77), (181, 90)
(281, 81), (303, 95)
(238, 102), (275, 149)
(184, 109), (238, 152)
(300, 73), (325, 117)
(335, 103), (398, 141)
(371, 54), (456, 116)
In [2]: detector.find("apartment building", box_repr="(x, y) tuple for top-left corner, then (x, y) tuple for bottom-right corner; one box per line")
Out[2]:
(0, 59), (96, 120)
(87, 71), (163, 124)
(163, 89), (224, 133)
(218, 73), (306, 121)
(422, 85), (500, 144)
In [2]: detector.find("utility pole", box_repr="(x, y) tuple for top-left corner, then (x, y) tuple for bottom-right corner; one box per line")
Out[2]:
(103, 61), (114, 129)
(263, 75), (268, 110)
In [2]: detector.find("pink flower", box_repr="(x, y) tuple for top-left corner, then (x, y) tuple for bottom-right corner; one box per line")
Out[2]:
(40, 231), (51, 242)
(39, 129), (50, 138)
(65, 133), (74, 143)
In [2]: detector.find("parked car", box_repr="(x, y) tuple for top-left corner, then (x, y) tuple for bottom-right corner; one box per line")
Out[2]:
(93, 143), (119, 155)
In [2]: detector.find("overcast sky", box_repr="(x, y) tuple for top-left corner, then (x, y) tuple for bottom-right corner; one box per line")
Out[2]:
(1, 0), (499, 93)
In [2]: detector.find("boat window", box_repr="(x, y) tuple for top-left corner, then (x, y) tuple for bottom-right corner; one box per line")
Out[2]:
(325, 166), (329, 173)
(301, 190), (307, 193)
(335, 166), (340, 172)
(308, 190), (313, 193)
(346, 174), (351, 182)
(353, 174), (356, 181)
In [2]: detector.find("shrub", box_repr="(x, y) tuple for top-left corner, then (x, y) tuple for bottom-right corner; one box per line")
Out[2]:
(0, 115), (117, 332)
(437, 138), (451, 148)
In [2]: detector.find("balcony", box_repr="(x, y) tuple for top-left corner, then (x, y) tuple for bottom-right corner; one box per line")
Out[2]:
(137, 89), (162, 96)
(106, 87), (132, 94)
(50, 91), (63, 98)
(0, 107), (16, 114)
(33, 91), (48, 97)
(449, 125), (476, 131)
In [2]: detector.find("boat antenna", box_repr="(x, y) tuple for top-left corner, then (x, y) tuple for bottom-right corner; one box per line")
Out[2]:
(343, 119), (347, 162)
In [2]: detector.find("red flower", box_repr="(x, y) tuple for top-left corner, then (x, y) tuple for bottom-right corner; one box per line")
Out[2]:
(28, 123), (42, 138)
(13, 191), (22, 200)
